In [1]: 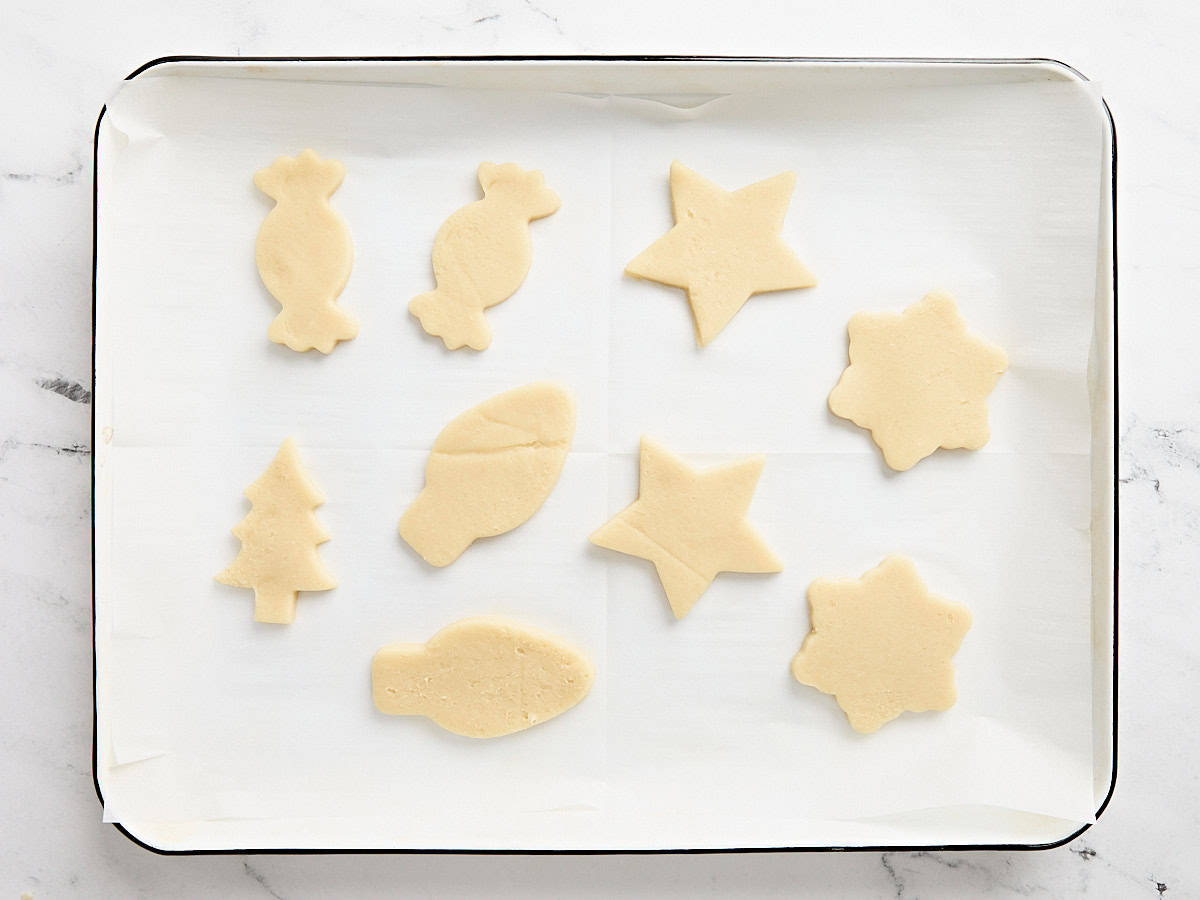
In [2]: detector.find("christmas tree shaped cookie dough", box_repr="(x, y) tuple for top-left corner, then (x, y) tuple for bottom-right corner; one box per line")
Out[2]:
(410, 162), (560, 351)
(790, 555), (972, 734)
(625, 161), (817, 346)
(398, 382), (576, 566)
(216, 437), (335, 623)
(372, 617), (594, 738)
(254, 149), (358, 353)
(590, 437), (782, 619)
(829, 290), (1008, 471)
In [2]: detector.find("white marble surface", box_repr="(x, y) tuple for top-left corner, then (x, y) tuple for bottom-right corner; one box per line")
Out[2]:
(0, 0), (1193, 896)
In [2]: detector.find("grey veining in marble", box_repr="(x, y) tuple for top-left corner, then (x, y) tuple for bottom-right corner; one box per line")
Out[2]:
(1, 0), (1197, 896)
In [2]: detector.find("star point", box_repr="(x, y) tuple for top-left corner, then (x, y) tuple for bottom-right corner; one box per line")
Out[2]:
(625, 162), (817, 346)
(590, 437), (782, 619)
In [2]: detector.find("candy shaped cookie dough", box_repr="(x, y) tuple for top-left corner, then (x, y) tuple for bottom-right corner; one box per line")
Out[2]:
(410, 162), (560, 351)
(254, 149), (358, 353)
(790, 555), (972, 733)
(626, 161), (817, 346)
(829, 291), (1008, 471)
(398, 382), (576, 566)
(372, 617), (594, 738)
(216, 438), (336, 624)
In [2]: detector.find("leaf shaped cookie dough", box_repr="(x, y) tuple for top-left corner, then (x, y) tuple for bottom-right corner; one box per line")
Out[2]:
(215, 438), (336, 623)
(410, 162), (561, 351)
(626, 161), (817, 346)
(372, 617), (594, 738)
(790, 555), (972, 733)
(590, 437), (783, 619)
(398, 382), (576, 566)
(254, 149), (358, 353)
(829, 290), (1008, 471)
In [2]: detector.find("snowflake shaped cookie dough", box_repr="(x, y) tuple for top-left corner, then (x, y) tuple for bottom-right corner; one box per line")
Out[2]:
(829, 291), (1008, 471)
(790, 555), (972, 734)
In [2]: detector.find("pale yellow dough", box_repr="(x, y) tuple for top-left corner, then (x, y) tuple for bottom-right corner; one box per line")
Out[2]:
(790, 555), (972, 734)
(398, 382), (576, 566)
(590, 437), (783, 619)
(254, 149), (358, 354)
(216, 438), (336, 624)
(372, 617), (594, 738)
(626, 161), (817, 346)
(829, 290), (1008, 471)
(411, 162), (561, 351)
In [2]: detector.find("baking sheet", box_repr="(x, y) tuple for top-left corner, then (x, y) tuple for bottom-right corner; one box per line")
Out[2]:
(94, 61), (1110, 850)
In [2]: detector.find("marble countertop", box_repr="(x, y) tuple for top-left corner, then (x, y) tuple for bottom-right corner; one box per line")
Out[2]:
(1, 0), (1193, 896)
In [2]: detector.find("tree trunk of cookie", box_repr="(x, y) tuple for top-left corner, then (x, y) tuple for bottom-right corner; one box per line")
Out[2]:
(254, 584), (297, 624)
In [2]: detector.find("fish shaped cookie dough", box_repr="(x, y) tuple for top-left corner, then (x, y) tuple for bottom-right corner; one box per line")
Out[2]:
(410, 162), (560, 351)
(254, 149), (358, 353)
(372, 617), (594, 738)
(398, 382), (576, 566)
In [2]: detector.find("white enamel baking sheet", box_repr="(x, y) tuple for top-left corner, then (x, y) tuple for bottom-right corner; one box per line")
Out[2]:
(93, 58), (1115, 852)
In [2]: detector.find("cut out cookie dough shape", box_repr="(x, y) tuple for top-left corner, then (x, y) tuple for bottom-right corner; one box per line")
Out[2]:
(829, 290), (1008, 471)
(410, 162), (561, 351)
(625, 161), (817, 346)
(398, 382), (576, 566)
(254, 149), (358, 353)
(790, 555), (972, 734)
(216, 438), (336, 624)
(590, 437), (783, 619)
(372, 617), (594, 738)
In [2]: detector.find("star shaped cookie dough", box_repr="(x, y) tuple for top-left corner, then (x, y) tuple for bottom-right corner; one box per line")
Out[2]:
(625, 162), (817, 346)
(790, 555), (972, 734)
(829, 291), (1008, 471)
(590, 437), (783, 619)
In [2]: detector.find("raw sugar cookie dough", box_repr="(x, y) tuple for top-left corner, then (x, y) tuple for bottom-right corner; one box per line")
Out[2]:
(626, 161), (817, 346)
(590, 437), (782, 620)
(254, 149), (358, 353)
(829, 290), (1008, 471)
(216, 437), (336, 624)
(372, 617), (594, 738)
(790, 555), (972, 734)
(411, 162), (561, 351)
(398, 382), (576, 566)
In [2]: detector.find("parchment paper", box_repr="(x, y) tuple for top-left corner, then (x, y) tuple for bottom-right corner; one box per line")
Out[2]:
(94, 66), (1107, 848)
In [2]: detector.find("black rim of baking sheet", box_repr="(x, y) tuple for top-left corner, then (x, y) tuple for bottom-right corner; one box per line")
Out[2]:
(90, 54), (1119, 857)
